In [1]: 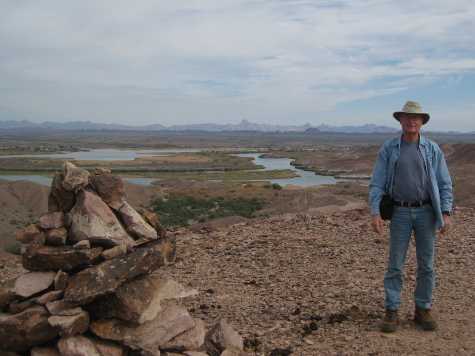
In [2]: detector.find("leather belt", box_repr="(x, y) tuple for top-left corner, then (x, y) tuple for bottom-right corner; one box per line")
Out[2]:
(393, 200), (431, 208)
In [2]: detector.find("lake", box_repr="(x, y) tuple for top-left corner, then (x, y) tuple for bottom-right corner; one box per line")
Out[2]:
(0, 149), (336, 187)
(0, 148), (203, 161)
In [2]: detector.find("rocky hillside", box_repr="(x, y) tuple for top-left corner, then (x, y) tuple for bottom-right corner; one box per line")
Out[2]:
(160, 208), (475, 355)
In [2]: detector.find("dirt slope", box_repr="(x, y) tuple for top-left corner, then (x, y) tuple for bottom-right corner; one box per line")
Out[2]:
(0, 180), (49, 249)
(0, 180), (162, 250)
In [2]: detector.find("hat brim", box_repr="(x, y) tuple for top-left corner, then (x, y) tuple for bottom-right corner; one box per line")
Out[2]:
(393, 112), (430, 125)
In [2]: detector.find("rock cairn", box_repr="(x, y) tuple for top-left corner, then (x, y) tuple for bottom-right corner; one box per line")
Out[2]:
(0, 162), (247, 356)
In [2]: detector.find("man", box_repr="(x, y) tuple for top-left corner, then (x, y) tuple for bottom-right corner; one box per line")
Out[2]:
(369, 100), (453, 333)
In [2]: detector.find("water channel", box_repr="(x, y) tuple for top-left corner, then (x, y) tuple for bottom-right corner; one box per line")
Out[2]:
(0, 149), (336, 187)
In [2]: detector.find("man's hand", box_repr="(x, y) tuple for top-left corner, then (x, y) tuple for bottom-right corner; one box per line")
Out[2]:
(440, 214), (452, 235)
(371, 215), (384, 235)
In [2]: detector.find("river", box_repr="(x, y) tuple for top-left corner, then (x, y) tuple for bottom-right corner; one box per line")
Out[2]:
(0, 149), (336, 187)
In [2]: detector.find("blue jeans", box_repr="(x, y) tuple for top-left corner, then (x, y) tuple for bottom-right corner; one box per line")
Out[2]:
(384, 205), (436, 310)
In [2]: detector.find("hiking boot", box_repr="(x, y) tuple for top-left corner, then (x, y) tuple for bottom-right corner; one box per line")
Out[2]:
(414, 307), (438, 331)
(380, 309), (399, 333)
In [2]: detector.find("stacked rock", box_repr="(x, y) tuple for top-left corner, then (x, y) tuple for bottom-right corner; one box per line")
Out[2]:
(0, 162), (247, 356)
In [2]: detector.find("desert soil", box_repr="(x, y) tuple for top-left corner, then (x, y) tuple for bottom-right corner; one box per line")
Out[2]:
(154, 207), (475, 356)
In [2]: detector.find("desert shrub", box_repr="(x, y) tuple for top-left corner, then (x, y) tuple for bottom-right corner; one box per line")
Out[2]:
(4, 241), (22, 255)
(152, 195), (265, 227)
(272, 183), (282, 190)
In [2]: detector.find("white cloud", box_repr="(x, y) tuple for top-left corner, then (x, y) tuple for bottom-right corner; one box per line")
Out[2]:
(0, 0), (474, 128)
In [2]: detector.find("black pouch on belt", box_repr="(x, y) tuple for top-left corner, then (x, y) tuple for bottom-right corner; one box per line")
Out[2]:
(379, 194), (394, 220)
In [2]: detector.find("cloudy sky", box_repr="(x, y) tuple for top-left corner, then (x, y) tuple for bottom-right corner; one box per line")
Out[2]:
(1, 0), (474, 130)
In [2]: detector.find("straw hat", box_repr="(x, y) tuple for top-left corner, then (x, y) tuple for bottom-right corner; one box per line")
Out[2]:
(393, 101), (430, 124)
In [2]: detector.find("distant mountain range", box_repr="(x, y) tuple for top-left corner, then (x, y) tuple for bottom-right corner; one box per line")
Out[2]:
(0, 119), (401, 133)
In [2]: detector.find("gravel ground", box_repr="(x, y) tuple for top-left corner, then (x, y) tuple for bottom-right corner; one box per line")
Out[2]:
(1, 207), (473, 355)
(159, 207), (475, 356)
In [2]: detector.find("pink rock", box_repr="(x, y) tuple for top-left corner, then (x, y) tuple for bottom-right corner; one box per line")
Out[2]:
(118, 202), (158, 241)
(91, 172), (126, 210)
(205, 319), (244, 356)
(90, 304), (195, 352)
(0, 306), (58, 352)
(69, 190), (134, 248)
(57, 335), (101, 356)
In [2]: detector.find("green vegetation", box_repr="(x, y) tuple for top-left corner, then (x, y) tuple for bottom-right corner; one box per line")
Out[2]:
(152, 195), (265, 227)
(4, 241), (22, 255)
(139, 169), (296, 182)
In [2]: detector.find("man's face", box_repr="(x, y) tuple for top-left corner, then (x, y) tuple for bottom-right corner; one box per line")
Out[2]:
(399, 114), (424, 135)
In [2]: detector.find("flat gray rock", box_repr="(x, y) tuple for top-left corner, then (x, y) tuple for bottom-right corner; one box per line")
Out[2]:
(45, 300), (79, 315)
(14, 271), (56, 298)
(162, 318), (206, 352)
(48, 309), (89, 336)
(87, 274), (196, 324)
(22, 244), (103, 272)
(35, 290), (63, 305)
(90, 304), (195, 353)
(64, 238), (176, 305)
(92, 339), (126, 356)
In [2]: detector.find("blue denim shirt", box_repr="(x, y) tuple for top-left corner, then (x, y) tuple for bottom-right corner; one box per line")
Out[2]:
(369, 134), (453, 229)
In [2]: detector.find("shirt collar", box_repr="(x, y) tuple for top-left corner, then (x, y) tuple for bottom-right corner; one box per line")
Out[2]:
(396, 133), (427, 148)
